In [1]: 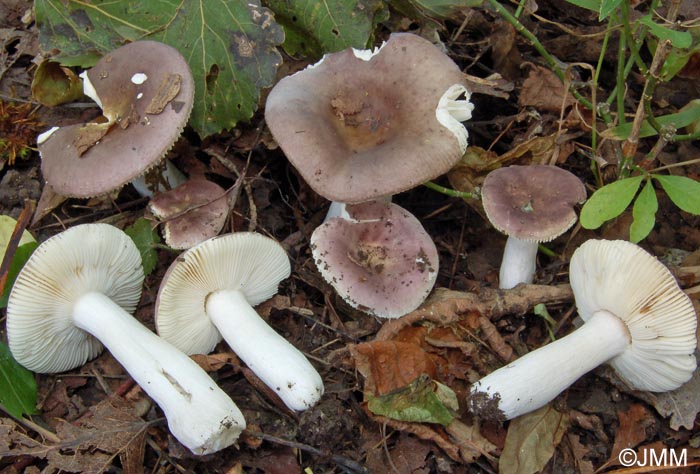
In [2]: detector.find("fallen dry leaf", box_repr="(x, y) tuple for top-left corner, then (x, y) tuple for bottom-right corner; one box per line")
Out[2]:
(519, 64), (576, 113)
(652, 355), (700, 430)
(499, 405), (569, 474)
(603, 403), (656, 470)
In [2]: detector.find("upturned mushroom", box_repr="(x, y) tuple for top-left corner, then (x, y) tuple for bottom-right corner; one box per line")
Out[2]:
(311, 200), (439, 318)
(6, 223), (245, 454)
(265, 32), (473, 203)
(155, 232), (324, 411)
(38, 40), (194, 198)
(467, 239), (697, 420)
(481, 165), (587, 289)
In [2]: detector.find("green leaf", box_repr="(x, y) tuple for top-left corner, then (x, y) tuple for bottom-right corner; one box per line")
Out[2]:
(265, 0), (387, 57)
(0, 341), (37, 418)
(0, 241), (39, 308)
(653, 174), (700, 214)
(629, 179), (658, 243)
(391, 0), (483, 21)
(598, 0), (623, 20)
(124, 218), (161, 276)
(580, 176), (644, 229)
(562, 0), (600, 12)
(638, 15), (692, 49)
(600, 100), (700, 140)
(34, 0), (284, 138)
(31, 60), (85, 107)
(367, 374), (455, 426)
(499, 405), (569, 474)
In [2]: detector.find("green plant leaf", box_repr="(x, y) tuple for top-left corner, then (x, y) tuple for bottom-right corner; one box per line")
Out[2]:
(124, 218), (161, 276)
(34, 0), (284, 138)
(265, 0), (387, 57)
(638, 14), (692, 49)
(629, 179), (658, 243)
(598, 0), (623, 20)
(653, 174), (700, 214)
(580, 175), (644, 229)
(499, 405), (569, 474)
(0, 241), (39, 308)
(367, 374), (455, 426)
(0, 341), (37, 418)
(562, 0), (600, 12)
(600, 100), (700, 140)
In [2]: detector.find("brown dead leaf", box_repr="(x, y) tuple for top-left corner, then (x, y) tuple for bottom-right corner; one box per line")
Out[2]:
(72, 122), (112, 156)
(145, 73), (182, 114)
(349, 341), (438, 396)
(499, 405), (570, 474)
(31, 182), (68, 225)
(566, 433), (595, 474)
(490, 19), (522, 79)
(190, 351), (240, 372)
(652, 353), (700, 430)
(605, 403), (656, 469)
(519, 64), (576, 113)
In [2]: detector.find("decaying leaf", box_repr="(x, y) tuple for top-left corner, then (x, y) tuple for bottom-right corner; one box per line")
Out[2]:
(604, 403), (655, 469)
(653, 355), (700, 430)
(145, 73), (182, 115)
(519, 64), (576, 112)
(499, 405), (570, 474)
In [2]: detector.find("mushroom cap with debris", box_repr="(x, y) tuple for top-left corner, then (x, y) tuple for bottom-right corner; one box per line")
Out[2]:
(38, 40), (195, 198)
(265, 32), (473, 203)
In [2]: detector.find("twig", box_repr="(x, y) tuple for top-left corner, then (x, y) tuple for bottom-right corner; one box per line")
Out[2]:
(0, 199), (35, 296)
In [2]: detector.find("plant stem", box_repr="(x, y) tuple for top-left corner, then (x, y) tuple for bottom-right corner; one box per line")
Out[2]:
(423, 181), (477, 199)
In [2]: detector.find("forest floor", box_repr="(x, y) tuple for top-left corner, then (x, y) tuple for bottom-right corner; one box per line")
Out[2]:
(2, 0), (700, 473)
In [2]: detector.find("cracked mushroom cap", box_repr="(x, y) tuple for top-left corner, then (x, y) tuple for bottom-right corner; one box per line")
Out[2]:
(265, 32), (473, 203)
(310, 200), (439, 318)
(155, 232), (291, 355)
(149, 178), (230, 250)
(38, 40), (195, 198)
(6, 223), (144, 373)
(570, 239), (697, 391)
(481, 165), (587, 242)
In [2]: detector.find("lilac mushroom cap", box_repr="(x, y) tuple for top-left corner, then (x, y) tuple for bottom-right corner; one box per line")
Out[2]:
(149, 178), (230, 250)
(265, 32), (474, 203)
(481, 165), (587, 289)
(310, 200), (439, 318)
(38, 40), (195, 198)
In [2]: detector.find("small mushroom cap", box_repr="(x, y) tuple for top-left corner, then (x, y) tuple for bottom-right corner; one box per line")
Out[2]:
(310, 200), (439, 318)
(155, 232), (291, 355)
(570, 239), (697, 391)
(6, 223), (144, 373)
(265, 33), (472, 203)
(149, 178), (230, 250)
(39, 40), (195, 198)
(481, 165), (587, 242)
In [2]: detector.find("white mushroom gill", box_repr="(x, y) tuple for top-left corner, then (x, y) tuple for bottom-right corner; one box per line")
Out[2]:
(436, 84), (474, 153)
(351, 42), (386, 61)
(37, 126), (60, 145)
(79, 70), (103, 109)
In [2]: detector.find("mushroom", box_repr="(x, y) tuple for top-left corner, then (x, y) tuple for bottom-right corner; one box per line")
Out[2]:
(38, 40), (194, 198)
(480, 165), (586, 289)
(6, 223), (245, 454)
(155, 232), (324, 411)
(311, 200), (439, 318)
(467, 239), (697, 420)
(265, 32), (473, 203)
(148, 177), (230, 249)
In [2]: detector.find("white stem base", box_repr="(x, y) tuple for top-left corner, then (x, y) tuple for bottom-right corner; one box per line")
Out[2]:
(74, 292), (245, 454)
(468, 310), (630, 420)
(207, 290), (324, 411)
(499, 236), (538, 289)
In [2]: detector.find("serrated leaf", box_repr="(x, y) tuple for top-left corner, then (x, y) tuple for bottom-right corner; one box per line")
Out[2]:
(580, 176), (644, 229)
(638, 15), (692, 49)
(367, 374), (455, 426)
(499, 405), (569, 474)
(0, 241), (39, 308)
(124, 218), (161, 276)
(600, 100), (700, 140)
(653, 174), (700, 214)
(0, 341), (37, 418)
(34, 0), (284, 138)
(629, 179), (658, 243)
(266, 0), (387, 57)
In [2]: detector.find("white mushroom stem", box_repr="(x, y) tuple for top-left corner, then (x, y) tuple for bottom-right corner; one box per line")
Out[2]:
(469, 310), (629, 420)
(206, 289), (324, 411)
(499, 236), (539, 289)
(73, 291), (245, 454)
